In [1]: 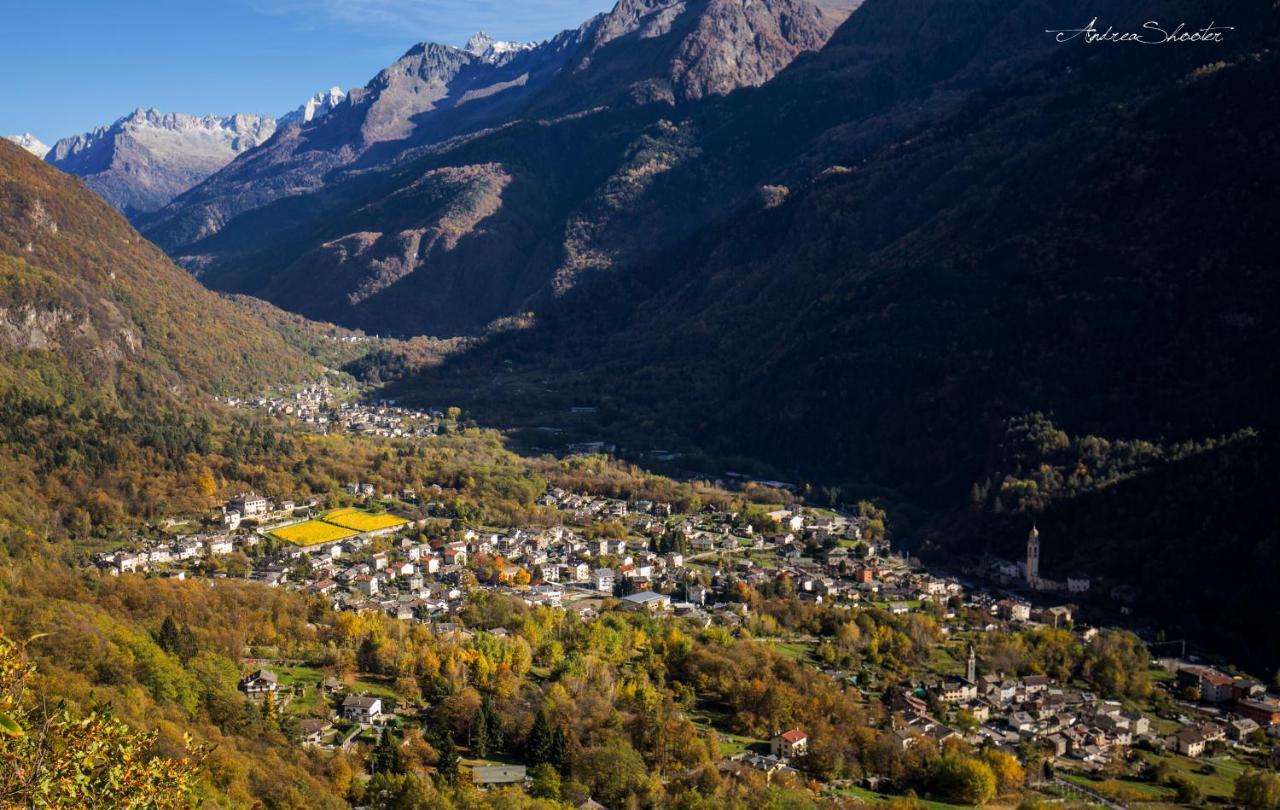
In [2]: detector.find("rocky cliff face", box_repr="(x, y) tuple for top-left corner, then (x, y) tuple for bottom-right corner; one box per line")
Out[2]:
(0, 139), (315, 397)
(278, 86), (346, 128)
(45, 108), (277, 218)
(560, 0), (839, 104)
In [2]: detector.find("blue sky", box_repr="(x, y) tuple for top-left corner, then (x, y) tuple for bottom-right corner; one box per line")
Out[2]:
(1, 0), (613, 143)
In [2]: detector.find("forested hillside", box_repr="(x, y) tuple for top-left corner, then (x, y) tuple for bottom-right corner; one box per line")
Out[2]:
(0, 141), (318, 539)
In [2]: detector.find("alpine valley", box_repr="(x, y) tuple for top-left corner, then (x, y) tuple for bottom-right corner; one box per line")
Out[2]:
(3, 0), (1280, 808)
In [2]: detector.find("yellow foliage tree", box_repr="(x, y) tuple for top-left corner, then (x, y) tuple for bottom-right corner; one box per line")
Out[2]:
(0, 628), (202, 809)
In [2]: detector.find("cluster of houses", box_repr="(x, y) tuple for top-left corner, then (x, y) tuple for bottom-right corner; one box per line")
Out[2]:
(237, 667), (385, 749)
(94, 532), (240, 576)
(881, 643), (1280, 772)
(221, 491), (318, 531)
(1170, 664), (1280, 748)
(903, 657), (1157, 765)
(225, 381), (443, 439)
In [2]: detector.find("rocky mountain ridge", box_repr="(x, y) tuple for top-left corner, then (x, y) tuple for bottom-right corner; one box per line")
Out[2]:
(44, 108), (278, 218)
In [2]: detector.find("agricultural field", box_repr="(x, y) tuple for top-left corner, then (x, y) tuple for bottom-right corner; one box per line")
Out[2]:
(271, 520), (360, 546)
(322, 507), (409, 533)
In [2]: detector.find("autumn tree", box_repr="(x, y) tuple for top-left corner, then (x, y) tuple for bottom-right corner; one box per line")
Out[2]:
(1235, 770), (1280, 810)
(0, 628), (201, 808)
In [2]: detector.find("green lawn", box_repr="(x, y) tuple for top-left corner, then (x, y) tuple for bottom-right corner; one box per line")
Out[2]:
(830, 785), (977, 810)
(349, 676), (399, 701)
(1061, 771), (1174, 803)
(1135, 751), (1248, 801)
(271, 665), (324, 688)
(771, 639), (816, 663)
(688, 704), (767, 757)
(927, 645), (964, 677)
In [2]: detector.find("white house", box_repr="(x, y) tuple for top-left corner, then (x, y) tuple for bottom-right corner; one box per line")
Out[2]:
(229, 492), (268, 517)
(239, 669), (278, 697)
(594, 568), (615, 593)
(341, 694), (383, 724)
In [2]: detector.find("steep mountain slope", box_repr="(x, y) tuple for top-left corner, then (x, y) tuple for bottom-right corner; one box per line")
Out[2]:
(0, 140), (316, 533)
(140, 27), (597, 253)
(3, 133), (49, 158)
(415, 0), (1280, 488)
(1, 140), (314, 396)
(142, 0), (842, 334)
(45, 108), (277, 218)
(142, 0), (839, 300)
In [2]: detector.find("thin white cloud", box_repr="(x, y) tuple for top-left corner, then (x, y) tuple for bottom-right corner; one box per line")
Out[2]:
(250, 0), (611, 46)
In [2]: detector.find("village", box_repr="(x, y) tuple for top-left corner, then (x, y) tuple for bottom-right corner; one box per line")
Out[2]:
(220, 381), (445, 439)
(87, 473), (1280, 802)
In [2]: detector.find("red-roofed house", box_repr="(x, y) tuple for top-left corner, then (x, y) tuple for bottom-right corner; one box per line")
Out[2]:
(771, 728), (808, 759)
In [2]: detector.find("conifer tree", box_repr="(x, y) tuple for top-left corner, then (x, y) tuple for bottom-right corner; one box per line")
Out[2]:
(528, 709), (554, 765)
(470, 703), (490, 757)
(372, 728), (406, 775)
(481, 695), (503, 753)
(550, 723), (569, 775)
(436, 733), (460, 785)
(157, 617), (181, 656)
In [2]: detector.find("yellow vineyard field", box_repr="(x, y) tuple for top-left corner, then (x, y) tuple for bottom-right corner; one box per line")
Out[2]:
(321, 508), (409, 533)
(270, 521), (360, 546)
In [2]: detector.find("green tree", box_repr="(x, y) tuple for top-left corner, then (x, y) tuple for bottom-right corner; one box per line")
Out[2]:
(481, 694), (504, 753)
(1170, 775), (1201, 804)
(372, 728), (406, 775)
(470, 702), (490, 758)
(578, 738), (650, 807)
(157, 616), (181, 656)
(527, 709), (555, 765)
(1235, 770), (1280, 809)
(530, 763), (562, 800)
(550, 723), (569, 775)
(435, 732), (460, 785)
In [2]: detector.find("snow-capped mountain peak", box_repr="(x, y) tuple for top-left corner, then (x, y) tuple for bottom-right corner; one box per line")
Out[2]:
(4, 133), (50, 158)
(279, 86), (346, 128)
(463, 31), (535, 63)
(44, 109), (277, 217)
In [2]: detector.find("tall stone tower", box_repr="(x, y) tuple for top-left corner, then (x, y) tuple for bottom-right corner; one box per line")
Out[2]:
(1026, 524), (1040, 586)
(966, 645), (976, 684)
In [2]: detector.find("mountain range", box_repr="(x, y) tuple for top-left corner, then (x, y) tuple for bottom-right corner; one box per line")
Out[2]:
(136, 0), (845, 331)
(22, 87), (345, 220)
(116, 0), (1280, 493)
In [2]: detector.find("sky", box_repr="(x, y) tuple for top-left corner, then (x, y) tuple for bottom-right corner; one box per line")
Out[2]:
(0, 0), (614, 144)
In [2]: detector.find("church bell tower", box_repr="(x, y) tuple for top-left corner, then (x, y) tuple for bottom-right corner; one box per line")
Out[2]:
(1026, 524), (1040, 586)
